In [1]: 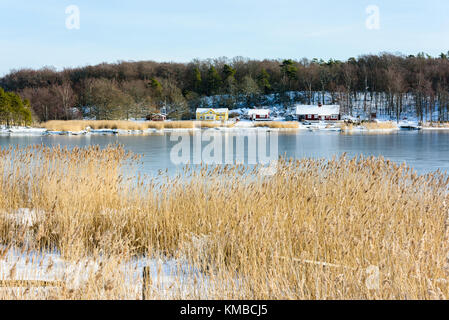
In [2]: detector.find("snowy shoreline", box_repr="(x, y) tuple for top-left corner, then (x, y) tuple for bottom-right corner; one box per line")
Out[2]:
(0, 124), (304, 136)
(6, 118), (449, 137)
(421, 126), (449, 131)
(0, 122), (419, 136)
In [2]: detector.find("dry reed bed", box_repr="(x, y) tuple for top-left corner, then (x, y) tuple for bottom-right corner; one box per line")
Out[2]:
(422, 122), (449, 128)
(39, 120), (231, 132)
(1, 145), (449, 299)
(340, 121), (398, 131)
(39, 120), (298, 132)
(253, 121), (299, 129)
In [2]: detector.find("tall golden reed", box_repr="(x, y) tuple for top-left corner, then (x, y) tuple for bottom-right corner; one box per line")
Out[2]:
(40, 120), (199, 132)
(1, 145), (449, 299)
(253, 121), (299, 129)
(340, 121), (398, 131)
(422, 122), (449, 128)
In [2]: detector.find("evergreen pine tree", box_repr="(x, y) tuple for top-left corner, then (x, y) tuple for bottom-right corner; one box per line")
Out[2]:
(0, 88), (9, 124)
(222, 64), (236, 80)
(193, 68), (202, 93)
(257, 69), (272, 94)
(207, 66), (222, 95)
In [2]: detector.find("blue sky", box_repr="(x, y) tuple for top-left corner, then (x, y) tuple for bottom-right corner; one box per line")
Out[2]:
(0, 0), (448, 75)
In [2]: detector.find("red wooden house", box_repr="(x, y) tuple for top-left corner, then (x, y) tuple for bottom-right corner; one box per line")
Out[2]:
(295, 104), (340, 122)
(247, 109), (271, 121)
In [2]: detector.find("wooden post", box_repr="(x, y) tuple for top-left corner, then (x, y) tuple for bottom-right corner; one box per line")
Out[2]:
(142, 266), (150, 301)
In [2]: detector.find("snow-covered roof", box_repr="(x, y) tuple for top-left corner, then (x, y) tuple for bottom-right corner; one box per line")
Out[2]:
(247, 109), (270, 116)
(196, 108), (229, 113)
(295, 105), (340, 116)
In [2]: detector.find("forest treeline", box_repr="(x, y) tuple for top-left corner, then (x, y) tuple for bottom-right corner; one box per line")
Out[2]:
(0, 88), (32, 126)
(1, 52), (449, 122)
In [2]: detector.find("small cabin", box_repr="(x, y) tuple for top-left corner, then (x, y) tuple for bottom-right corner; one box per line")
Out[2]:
(295, 104), (340, 122)
(248, 109), (271, 121)
(196, 108), (229, 121)
(146, 113), (166, 121)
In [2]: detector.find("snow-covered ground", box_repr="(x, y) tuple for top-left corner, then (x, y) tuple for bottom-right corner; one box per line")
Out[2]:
(1, 109), (445, 137)
(0, 126), (47, 135)
(0, 122), (303, 136)
(0, 246), (207, 299)
(0, 208), (210, 299)
(198, 91), (444, 121)
(0, 121), (407, 136)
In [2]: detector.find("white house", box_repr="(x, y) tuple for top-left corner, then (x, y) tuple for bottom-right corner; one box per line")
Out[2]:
(295, 104), (340, 122)
(247, 109), (271, 121)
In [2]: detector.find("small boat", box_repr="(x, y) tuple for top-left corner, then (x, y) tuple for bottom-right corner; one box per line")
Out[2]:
(398, 121), (422, 130)
(399, 125), (422, 130)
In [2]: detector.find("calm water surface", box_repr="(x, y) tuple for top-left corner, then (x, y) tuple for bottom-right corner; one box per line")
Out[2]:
(1, 130), (448, 175)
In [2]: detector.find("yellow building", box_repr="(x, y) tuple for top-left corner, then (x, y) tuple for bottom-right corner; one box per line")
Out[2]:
(196, 108), (229, 121)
